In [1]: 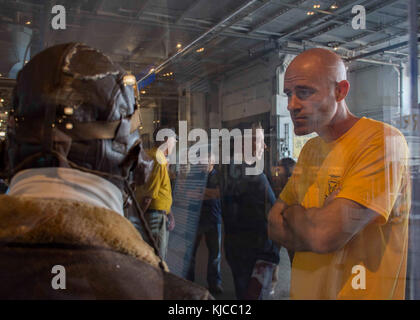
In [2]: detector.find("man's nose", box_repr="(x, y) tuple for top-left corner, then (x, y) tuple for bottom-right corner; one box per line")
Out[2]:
(287, 94), (301, 114)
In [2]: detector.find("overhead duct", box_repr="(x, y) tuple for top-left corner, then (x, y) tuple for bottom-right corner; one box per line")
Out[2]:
(0, 23), (32, 79)
(346, 38), (420, 63)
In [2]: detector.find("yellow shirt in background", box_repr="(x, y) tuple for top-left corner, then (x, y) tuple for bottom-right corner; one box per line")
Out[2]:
(136, 148), (172, 213)
(280, 117), (411, 299)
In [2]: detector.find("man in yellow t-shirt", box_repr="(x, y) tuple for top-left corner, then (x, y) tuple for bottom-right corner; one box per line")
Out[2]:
(135, 127), (177, 261)
(268, 48), (411, 299)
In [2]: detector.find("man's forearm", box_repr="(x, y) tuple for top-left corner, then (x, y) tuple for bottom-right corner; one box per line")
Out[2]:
(270, 197), (379, 254)
(268, 201), (314, 252)
(282, 205), (316, 252)
(282, 200), (374, 254)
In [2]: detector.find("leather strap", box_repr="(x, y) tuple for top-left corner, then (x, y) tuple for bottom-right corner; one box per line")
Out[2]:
(14, 108), (141, 143)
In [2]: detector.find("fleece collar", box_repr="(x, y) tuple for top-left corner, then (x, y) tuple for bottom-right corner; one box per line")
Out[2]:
(0, 195), (167, 271)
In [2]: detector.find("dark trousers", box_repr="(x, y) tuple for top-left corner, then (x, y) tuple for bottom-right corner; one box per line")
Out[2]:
(224, 241), (257, 300)
(187, 222), (222, 287)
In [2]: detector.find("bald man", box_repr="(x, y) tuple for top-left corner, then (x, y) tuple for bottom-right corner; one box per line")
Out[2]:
(268, 48), (411, 299)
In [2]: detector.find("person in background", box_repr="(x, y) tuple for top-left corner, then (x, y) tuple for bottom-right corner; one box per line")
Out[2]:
(222, 122), (280, 300)
(271, 157), (296, 198)
(135, 126), (177, 261)
(187, 152), (224, 296)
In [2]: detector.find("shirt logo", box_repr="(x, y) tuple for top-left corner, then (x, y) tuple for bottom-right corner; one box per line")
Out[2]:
(326, 174), (341, 199)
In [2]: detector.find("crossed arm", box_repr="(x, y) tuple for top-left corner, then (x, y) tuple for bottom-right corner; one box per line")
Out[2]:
(267, 196), (381, 254)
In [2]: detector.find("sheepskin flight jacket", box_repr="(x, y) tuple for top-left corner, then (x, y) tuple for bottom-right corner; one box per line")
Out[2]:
(0, 195), (212, 300)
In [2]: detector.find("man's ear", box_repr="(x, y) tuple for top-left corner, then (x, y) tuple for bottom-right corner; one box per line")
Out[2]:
(335, 80), (350, 102)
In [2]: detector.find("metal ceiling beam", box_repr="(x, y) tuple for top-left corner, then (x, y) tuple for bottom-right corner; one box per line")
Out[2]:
(302, 37), (414, 65)
(353, 31), (409, 52)
(136, 0), (205, 58)
(271, 0), (360, 41)
(375, 10), (407, 19)
(84, 10), (271, 41)
(205, 45), (280, 81)
(338, 58), (400, 73)
(355, 59), (400, 67)
(185, 0), (276, 62)
(301, 39), (352, 53)
(2, 0), (43, 11)
(286, 37), (409, 68)
(0, 1), (273, 42)
(247, 0), (306, 33)
(278, 0), (403, 49)
(214, 36), (284, 74)
(181, 15), (283, 36)
(346, 37), (420, 61)
(138, 0), (275, 81)
(175, 0), (204, 24)
(207, 0), (273, 33)
(346, 16), (407, 42)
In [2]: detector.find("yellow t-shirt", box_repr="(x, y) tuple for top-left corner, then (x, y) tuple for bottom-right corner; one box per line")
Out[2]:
(136, 148), (172, 213)
(280, 117), (411, 299)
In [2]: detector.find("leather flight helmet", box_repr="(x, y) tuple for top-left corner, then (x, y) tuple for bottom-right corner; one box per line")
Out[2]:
(5, 42), (145, 192)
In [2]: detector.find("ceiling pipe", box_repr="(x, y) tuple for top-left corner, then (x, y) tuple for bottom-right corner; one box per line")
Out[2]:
(345, 38), (420, 62)
(355, 58), (400, 67)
